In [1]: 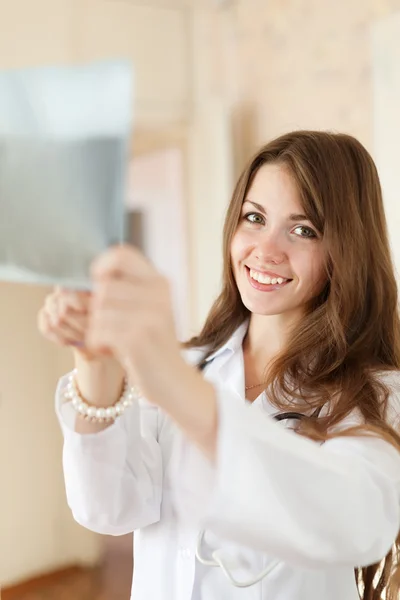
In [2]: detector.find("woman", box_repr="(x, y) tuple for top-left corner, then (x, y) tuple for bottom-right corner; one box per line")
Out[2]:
(38, 130), (400, 600)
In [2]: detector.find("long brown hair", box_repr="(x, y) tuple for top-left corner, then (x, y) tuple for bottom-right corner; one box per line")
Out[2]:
(184, 131), (400, 599)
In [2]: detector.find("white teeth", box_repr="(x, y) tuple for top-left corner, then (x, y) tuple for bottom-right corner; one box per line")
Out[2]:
(250, 270), (258, 281)
(259, 275), (271, 284)
(249, 269), (288, 286)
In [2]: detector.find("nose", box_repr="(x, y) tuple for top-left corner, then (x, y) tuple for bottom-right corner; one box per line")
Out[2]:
(254, 231), (287, 265)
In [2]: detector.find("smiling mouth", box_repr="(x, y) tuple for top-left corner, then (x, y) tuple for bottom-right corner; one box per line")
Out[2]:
(246, 267), (293, 286)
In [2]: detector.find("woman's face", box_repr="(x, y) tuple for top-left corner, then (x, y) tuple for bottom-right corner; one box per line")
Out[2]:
(231, 163), (327, 320)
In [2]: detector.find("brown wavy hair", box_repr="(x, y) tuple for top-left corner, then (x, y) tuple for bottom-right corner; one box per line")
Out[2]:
(184, 131), (400, 599)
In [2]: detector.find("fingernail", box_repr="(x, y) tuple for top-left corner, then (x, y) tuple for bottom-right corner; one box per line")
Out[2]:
(70, 341), (85, 347)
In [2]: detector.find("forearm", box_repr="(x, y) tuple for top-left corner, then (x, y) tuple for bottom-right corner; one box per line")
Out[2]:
(73, 351), (125, 434)
(172, 386), (400, 567)
(57, 368), (163, 534)
(127, 353), (218, 459)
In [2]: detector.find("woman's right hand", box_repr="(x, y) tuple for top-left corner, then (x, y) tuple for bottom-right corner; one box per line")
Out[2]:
(38, 287), (125, 430)
(38, 286), (91, 354)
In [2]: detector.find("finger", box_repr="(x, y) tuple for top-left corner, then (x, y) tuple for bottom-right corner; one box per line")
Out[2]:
(37, 307), (51, 337)
(40, 297), (87, 334)
(92, 276), (170, 315)
(86, 310), (130, 352)
(44, 306), (88, 334)
(48, 311), (86, 341)
(50, 331), (84, 348)
(44, 290), (89, 320)
(52, 324), (85, 346)
(41, 302), (87, 339)
(91, 245), (153, 282)
(39, 311), (86, 347)
(52, 294), (89, 329)
(87, 303), (170, 353)
(58, 289), (91, 313)
(51, 310), (89, 334)
(41, 327), (70, 346)
(91, 279), (148, 311)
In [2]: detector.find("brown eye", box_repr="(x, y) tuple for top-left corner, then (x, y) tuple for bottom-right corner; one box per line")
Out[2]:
(245, 212), (264, 225)
(293, 225), (317, 239)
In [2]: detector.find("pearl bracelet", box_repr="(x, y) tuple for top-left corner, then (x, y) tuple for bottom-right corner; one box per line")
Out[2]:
(63, 369), (140, 423)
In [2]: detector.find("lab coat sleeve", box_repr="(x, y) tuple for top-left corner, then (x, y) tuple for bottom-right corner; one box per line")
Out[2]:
(56, 373), (162, 536)
(174, 381), (400, 568)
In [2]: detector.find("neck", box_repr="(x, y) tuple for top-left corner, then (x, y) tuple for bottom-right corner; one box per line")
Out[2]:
(243, 312), (302, 391)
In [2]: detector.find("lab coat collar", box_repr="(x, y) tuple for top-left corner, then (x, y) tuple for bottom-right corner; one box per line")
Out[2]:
(204, 320), (249, 364)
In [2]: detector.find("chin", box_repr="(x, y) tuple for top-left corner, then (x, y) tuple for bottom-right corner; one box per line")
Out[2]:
(251, 308), (289, 317)
(241, 298), (291, 316)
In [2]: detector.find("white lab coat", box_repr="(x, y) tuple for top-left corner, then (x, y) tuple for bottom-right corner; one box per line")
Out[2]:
(56, 322), (400, 600)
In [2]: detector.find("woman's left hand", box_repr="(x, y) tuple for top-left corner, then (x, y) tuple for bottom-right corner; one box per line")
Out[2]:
(86, 244), (182, 389)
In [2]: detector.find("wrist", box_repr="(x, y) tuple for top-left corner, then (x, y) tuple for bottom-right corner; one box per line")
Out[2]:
(72, 346), (111, 364)
(74, 353), (125, 408)
(66, 371), (137, 423)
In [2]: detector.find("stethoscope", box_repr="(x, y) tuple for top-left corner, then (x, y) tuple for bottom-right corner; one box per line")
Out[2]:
(194, 356), (321, 588)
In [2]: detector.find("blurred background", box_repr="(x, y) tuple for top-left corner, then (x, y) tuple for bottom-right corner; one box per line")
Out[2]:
(0, 0), (400, 597)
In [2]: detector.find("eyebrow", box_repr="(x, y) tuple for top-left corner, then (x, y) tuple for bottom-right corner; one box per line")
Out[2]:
(243, 200), (309, 222)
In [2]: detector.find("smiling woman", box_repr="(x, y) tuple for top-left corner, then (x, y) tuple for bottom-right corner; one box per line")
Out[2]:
(38, 130), (400, 600)
(231, 163), (327, 319)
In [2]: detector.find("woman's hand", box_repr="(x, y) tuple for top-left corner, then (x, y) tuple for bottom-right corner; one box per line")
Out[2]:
(86, 245), (180, 380)
(86, 244), (218, 457)
(38, 285), (125, 434)
(38, 286), (91, 353)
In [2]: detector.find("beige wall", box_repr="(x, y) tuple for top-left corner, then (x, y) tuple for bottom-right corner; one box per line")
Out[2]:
(0, 285), (100, 586)
(127, 148), (191, 338)
(371, 10), (400, 276)
(207, 0), (400, 158)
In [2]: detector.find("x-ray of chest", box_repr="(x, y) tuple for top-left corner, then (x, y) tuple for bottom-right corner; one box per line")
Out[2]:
(0, 60), (134, 289)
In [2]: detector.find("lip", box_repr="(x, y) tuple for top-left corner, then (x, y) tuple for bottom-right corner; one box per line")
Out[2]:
(246, 266), (292, 281)
(245, 266), (292, 292)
